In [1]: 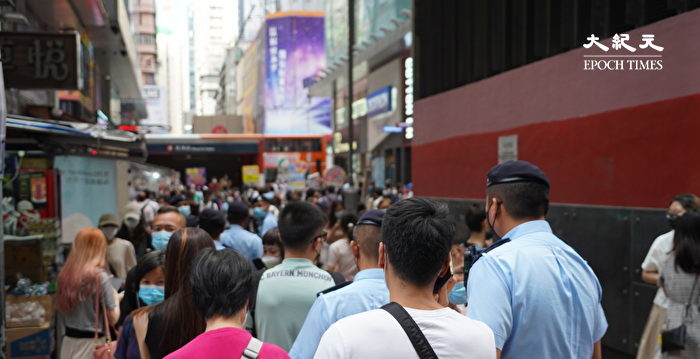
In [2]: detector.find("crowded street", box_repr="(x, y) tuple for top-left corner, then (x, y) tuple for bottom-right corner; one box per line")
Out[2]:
(2, 1), (700, 359)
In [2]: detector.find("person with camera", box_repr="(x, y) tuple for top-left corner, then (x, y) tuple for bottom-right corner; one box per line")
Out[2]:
(314, 198), (495, 358)
(466, 160), (607, 359)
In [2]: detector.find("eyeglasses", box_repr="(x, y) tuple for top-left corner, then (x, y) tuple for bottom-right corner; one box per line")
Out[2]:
(313, 232), (328, 242)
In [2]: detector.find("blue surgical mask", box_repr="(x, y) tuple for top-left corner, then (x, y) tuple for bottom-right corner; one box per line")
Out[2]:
(335, 211), (344, 219)
(138, 284), (165, 306)
(253, 207), (266, 220)
(151, 231), (173, 251)
(448, 281), (467, 305)
(178, 205), (191, 216)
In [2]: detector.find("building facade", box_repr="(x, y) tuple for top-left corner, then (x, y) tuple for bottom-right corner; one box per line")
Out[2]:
(1, 0), (145, 126)
(412, 2), (700, 357)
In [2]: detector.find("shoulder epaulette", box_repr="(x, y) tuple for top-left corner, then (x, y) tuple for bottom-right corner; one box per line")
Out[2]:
(473, 238), (511, 264)
(317, 280), (352, 297)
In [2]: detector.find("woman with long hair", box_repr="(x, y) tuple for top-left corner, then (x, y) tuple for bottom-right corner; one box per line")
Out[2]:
(661, 210), (700, 358)
(58, 228), (123, 359)
(132, 228), (214, 359)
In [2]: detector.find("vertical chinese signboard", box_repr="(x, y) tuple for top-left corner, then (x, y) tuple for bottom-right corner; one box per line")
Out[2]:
(0, 32), (80, 89)
(264, 15), (331, 134)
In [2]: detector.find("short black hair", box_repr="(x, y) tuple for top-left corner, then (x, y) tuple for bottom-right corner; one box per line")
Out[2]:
(486, 182), (549, 220)
(382, 198), (455, 287)
(278, 201), (327, 251)
(464, 204), (486, 232)
(190, 248), (253, 320)
(227, 201), (250, 224)
(353, 225), (381, 260)
(262, 227), (284, 258)
(671, 194), (700, 211)
(157, 205), (179, 215)
(198, 209), (226, 239)
(262, 227), (281, 246)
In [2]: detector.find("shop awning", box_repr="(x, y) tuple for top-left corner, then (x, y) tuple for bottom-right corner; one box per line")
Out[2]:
(6, 115), (147, 161)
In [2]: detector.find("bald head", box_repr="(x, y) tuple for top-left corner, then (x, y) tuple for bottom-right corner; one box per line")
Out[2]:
(353, 225), (382, 261)
(152, 210), (186, 232)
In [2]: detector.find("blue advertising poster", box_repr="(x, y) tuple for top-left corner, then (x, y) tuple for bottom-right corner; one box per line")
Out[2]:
(367, 86), (393, 118)
(54, 156), (118, 244)
(264, 15), (331, 134)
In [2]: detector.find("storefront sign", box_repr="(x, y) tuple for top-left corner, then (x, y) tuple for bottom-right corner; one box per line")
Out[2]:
(148, 143), (259, 154)
(498, 135), (518, 163)
(242, 165), (260, 184)
(367, 86), (393, 118)
(403, 56), (414, 139)
(332, 132), (357, 154)
(0, 32), (80, 89)
(382, 126), (403, 133)
(185, 167), (207, 186)
(335, 98), (367, 127)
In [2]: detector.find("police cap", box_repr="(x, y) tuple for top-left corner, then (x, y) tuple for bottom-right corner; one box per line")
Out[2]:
(486, 160), (550, 188)
(357, 209), (384, 227)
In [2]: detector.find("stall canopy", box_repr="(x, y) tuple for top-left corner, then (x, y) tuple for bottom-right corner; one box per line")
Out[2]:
(6, 115), (147, 161)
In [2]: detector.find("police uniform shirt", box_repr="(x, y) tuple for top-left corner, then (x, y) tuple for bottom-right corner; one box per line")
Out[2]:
(466, 220), (608, 359)
(289, 268), (389, 359)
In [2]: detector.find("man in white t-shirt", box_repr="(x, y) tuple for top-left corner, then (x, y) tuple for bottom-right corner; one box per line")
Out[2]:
(98, 213), (136, 280)
(636, 194), (700, 359)
(315, 198), (495, 359)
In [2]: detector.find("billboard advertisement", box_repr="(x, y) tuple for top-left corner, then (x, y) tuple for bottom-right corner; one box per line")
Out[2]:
(264, 15), (331, 134)
(185, 167), (207, 186)
(54, 156), (118, 244)
(141, 85), (169, 132)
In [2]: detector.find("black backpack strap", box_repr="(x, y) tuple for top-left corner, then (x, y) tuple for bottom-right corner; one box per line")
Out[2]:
(248, 268), (266, 337)
(381, 302), (438, 359)
(326, 270), (346, 285)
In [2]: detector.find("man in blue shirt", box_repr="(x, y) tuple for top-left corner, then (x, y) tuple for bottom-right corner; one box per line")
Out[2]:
(289, 210), (389, 359)
(254, 193), (278, 237)
(221, 201), (263, 262)
(466, 160), (607, 359)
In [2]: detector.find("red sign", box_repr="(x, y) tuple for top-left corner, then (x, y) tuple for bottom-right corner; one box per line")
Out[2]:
(211, 125), (228, 134)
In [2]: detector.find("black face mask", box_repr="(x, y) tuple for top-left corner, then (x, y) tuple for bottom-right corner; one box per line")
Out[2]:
(486, 201), (502, 242)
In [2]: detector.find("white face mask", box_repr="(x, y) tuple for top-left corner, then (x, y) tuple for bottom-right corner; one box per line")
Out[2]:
(101, 227), (119, 240)
(262, 256), (282, 268)
(125, 218), (139, 230)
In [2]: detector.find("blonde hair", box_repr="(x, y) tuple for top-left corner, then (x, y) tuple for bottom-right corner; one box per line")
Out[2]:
(56, 228), (107, 313)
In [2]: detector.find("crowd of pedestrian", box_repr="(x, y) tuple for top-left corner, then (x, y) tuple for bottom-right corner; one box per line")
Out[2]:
(53, 161), (700, 358)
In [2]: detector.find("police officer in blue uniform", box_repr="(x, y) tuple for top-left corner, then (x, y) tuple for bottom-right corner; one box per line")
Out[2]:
(466, 160), (607, 359)
(289, 210), (390, 359)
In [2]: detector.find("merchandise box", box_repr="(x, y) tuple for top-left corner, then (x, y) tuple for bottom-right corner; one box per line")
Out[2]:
(6, 295), (55, 328)
(6, 322), (52, 359)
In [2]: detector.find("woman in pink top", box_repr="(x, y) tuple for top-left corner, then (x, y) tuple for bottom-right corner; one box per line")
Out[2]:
(165, 248), (288, 359)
